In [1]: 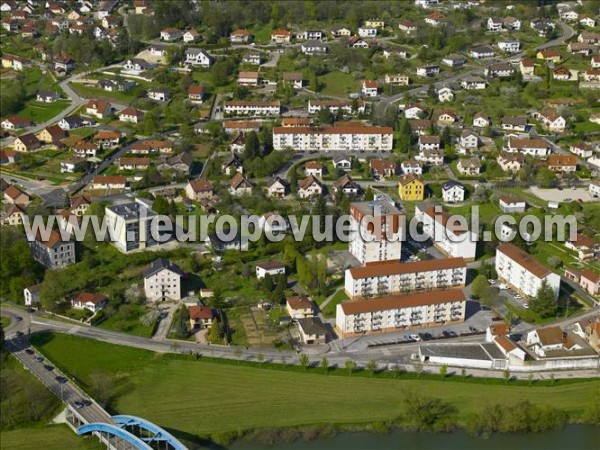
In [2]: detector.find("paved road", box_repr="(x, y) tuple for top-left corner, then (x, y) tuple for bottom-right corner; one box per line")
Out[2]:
(3, 304), (599, 379)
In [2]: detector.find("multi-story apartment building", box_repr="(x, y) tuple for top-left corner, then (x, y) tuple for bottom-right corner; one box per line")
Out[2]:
(349, 201), (404, 264)
(272, 125), (393, 152)
(495, 243), (561, 299)
(104, 199), (160, 253)
(345, 257), (467, 299)
(415, 204), (477, 260)
(336, 289), (466, 337)
(223, 101), (281, 116)
(143, 258), (183, 302)
(28, 229), (76, 269)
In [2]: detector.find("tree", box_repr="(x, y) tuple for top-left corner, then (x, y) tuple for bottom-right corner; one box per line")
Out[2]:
(208, 321), (222, 343)
(439, 364), (448, 379)
(317, 107), (335, 125)
(364, 186), (374, 201)
(243, 131), (260, 160)
(366, 359), (378, 376)
(529, 280), (558, 318)
(320, 356), (329, 374)
(152, 196), (170, 215)
(471, 275), (490, 299)
(299, 352), (310, 370)
(175, 306), (189, 338)
(503, 369), (511, 385)
(289, 169), (298, 194)
(344, 359), (357, 376)
(397, 117), (411, 154)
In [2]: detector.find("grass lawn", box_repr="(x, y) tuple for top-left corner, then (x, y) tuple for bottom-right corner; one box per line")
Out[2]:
(0, 425), (103, 450)
(320, 289), (348, 318)
(30, 333), (600, 441)
(1, 316), (10, 328)
(96, 312), (156, 338)
(319, 72), (359, 97)
(69, 83), (140, 103)
(18, 99), (72, 123)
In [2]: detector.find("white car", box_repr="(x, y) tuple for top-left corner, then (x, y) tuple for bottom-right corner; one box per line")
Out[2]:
(409, 334), (421, 341)
(488, 279), (496, 284)
(498, 284), (508, 290)
(523, 303), (529, 309)
(514, 294), (522, 299)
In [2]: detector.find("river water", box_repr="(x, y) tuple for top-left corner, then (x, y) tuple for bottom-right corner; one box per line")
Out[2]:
(229, 425), (599, 450)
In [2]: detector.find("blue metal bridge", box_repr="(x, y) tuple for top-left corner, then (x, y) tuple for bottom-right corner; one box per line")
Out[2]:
(77, 414), (188, 450)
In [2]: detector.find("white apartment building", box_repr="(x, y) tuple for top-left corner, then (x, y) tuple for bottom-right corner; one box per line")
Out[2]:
(336, 289), (466, 337)
(104, 199), (160, 253)
(415, 204), (477, 260)
(143, 258), (183, 302)
(345, 257), (467, 299)
(224, 101), (281, 116)
(307, 99), (366, 115)
(273, 125), (393, 152)
(28, 229), (76, 269)
(349, 201), (404, 264)
(495, 243), (561, 299)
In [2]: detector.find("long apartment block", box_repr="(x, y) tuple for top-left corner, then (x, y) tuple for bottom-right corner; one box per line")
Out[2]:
(272, 125), (393, 152)
(495, 243), (561, 299)
(336, 288), (466, 337)
(344, 257), (467, 299)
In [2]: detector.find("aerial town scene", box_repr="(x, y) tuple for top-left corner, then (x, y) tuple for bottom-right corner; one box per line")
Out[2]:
(0, 0), (599, 449)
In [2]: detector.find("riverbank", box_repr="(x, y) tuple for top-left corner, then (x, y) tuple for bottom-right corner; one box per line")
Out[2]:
(28, 332), (600, 448)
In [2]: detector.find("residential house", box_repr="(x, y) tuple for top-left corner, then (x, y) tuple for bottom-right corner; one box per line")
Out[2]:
(122, 58), (154, 72)
(185, 48), (213, 67)
(271, 29), (291, 44)
(182, 29), (200, 43)
(442, 180), (465, 203)
(92, 175), (127, 190)
(23, 283), (42, 308)
(298, 175), (324, 199)
(461, 76), (487, 90)
(348, 36), (369, 48)
(1, 115), (32, 130)
(296, 30), (324, 40)
(362, 79), (379, 97)
(552, 66), (573, 81)
(60, 157), (87, 173)
(256, 261), (286, 280)
(501, 116), (528, 132)
(230, 28), (252, 44)
(579, 16), (597, 27)
(71, 292), (107, 313)
(93, 130), (121, 149)
(54, 53), (74, 75)
(425, 11), (447, 27)
(186, 179), (214, 201)
(579, 270), (600, 296)
(300, 40), (328, 55)
(85, 99), (112, 119)
(565, 234), (598, 261)
(401, 160), (423, 175)
(418, 135), (441, 152)
(37, 125), (67, 144)
(470, 45), (495, 59)
(370, 159), (397, 178)
(266, 176), (288, 198)
(459, 130), (479, 151)
(398, 174), (424, 201)
(118, 157), (150, 172)
(297, 317), (328, 344)
(144, 258), (183, 301)
(398, 19), (418, 33)
(3, 184), (29, 205)
(416, 65), (440, 78)
(404, 104), (427, 119)
(73, 141), (98, 158)
(59, 115), (93, 130)
(499, 195), (527, 213)
(332, 174), (360, 196)
(520, 59), (536, 77)
(457, 157), (481, 176)
(224, 100), (280, 116)
(435, 109), (457, 126)
(242, 52), (261, 65)
(547, 154), (577, 174)
(36, 90), (60, 103)
(229, 173), (253, 196)
(282, 72), (304, 89)
(1, 204), (26, 226)
(187, 85), (204, 104)
(333, 156), (352, 171)
(14, 134), (41, 152)
(160, 27), (182, 41)
(238, 71), (260, 86)
(578, 31), (600, 44)
(497, 152), (525, 173)
(147, 89), (170, 101)
(538, 109), (566, 133)
(536, 49), (561, 63)
(588, 179), (600, 198)
(188, 305), (215, 329)
(28, 229), (76, 269)
(497, 40), (521, 53)
(330, 26), (352, 38)
(438, 87), (454, 102)
(70, 195), (92, 216)
(222, 154), (243, 175)
(286, 296), (314, 319)
(487, 17), (503, 31)
(485, 62), (515, 78)
(473, 112), (491, 128)
(385, 74), (410, 85)
(506, 137), (550, 158)
(442, 54), (466, 67)
(358, 27), (377, 38)
(305, 161), (324, 178)
(118, 107), (144, 124)
(570, 143), (593, 159)
(0, 149), (20, 165)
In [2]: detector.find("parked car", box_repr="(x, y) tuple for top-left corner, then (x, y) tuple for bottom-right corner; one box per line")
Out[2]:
(25, 349), (34, 355)
(55, 376), (67, 384)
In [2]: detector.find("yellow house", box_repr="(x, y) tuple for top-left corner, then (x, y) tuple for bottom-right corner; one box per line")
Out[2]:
(536, 49), (561, 63)
(398, 174), (424, 201)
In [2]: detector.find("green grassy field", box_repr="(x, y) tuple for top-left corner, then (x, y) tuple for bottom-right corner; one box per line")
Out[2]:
(0, 425), (104, 450)
(18, 99), (71, 123)
(319, 72), (359, 97)
(30, 333), (600, 441)
(69, 83), (140, 103)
